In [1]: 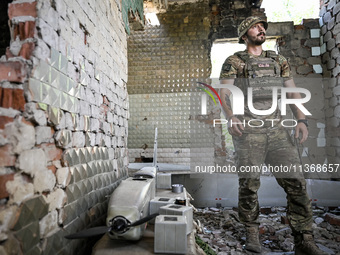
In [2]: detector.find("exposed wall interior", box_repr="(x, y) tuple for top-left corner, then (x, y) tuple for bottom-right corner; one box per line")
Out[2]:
(0, 0), (134, 254)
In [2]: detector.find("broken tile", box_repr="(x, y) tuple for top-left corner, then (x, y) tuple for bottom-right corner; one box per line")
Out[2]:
(55, 130), (72, 149)
(11, 195), (48, 231)
(51, 48), (60, 70)
(48, 106), (62, 126)
(42, 228), (69, 254)
(56, 167), (71, 188)
(312, 47), (321, 56)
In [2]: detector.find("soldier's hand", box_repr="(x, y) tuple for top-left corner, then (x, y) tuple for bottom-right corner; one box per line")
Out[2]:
(228, 116), (244, 136)
(295, 122), (308, 144)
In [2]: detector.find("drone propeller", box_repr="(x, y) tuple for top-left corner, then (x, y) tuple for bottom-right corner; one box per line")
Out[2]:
(64, 213), (159, 239)
(129, 213), (159, 227)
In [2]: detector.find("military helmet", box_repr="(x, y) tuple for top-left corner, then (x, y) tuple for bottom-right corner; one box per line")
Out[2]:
(238, 16), (268, 44)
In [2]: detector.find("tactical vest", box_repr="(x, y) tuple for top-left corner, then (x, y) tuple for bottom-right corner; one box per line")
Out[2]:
(235, 50), (284, 100)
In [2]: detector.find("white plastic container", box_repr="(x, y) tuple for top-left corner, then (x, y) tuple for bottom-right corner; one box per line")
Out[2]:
(154, 215), (187, 254)
(149, 196), (176, 215)
(156, 172), (172, 189)
(159, 204), (193, 235)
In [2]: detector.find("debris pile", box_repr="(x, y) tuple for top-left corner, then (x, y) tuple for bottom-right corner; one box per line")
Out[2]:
(194, 207), (340, 255)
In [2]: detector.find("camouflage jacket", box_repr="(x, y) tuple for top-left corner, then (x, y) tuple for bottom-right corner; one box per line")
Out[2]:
(219, 50), (293, 132)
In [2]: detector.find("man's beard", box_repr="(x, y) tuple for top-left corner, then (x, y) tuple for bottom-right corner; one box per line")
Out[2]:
(246, 33), (266, 45)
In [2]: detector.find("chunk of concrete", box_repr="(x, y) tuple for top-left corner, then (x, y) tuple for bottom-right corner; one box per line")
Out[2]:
(18, 149), (46, 176)
(39, 210), (59, 238)
(56, 167), (71, 188)
(6, 174), (34, 205)
(33, 169), (56, 193)
(45, 188), (67, 211)
(5, 118), (35, 154)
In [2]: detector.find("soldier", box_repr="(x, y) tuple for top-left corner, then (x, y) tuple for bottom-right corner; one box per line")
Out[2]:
(219, 16), (327, 255)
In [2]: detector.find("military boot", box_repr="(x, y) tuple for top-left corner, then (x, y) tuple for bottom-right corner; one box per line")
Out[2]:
(294, 232), (328, 255)
(244, 225), (261, 253)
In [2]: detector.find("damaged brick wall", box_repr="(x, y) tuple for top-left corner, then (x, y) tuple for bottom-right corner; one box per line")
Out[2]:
(274, 20), (329, 178)
(123, 0), (145, 33)
(319, 0), (340, 176)
(0, 0), (129, 254)
(127, 0), (226, 165)
(210, 0), (266, 42)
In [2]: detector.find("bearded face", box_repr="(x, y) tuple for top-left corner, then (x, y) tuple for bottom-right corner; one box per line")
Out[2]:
(245, 31), (266, 45)
(243, 22), (267, 46)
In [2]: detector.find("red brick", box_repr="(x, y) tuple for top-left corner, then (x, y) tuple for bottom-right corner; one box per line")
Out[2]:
(1, 88), (25, 111)
(0, 173), (15, 199)
(325, 213), (340, 226)
(0, 116), (14, 129)
(0, 61), (26, 83)
(12, 89), (26, 111)
(0, 145), (16, 167)
(19, 42), (35, 60)
(8, 2), (37, 20)
(1, 88), (13, 108)
(13, 21), (35, 40)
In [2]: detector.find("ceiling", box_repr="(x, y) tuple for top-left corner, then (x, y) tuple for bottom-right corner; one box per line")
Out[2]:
(144, 0), (263, 13)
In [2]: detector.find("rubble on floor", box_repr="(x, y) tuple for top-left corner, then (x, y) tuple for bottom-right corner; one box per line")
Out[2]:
(194, 206), (340, 255)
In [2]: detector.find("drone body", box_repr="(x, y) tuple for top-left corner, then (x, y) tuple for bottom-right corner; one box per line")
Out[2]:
(106, 176), (156, 240)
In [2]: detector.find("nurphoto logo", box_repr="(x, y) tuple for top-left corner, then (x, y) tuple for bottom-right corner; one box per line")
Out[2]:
(196, 82), (312, 128)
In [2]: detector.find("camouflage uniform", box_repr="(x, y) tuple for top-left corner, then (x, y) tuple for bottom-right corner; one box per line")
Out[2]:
(219, 50), (313, 233)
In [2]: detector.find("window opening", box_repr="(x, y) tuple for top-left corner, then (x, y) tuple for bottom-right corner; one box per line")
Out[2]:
(261, 0), (319, 24)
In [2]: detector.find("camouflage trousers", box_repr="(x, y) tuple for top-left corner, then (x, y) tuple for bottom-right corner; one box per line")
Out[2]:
(232, 126), (313, 233)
